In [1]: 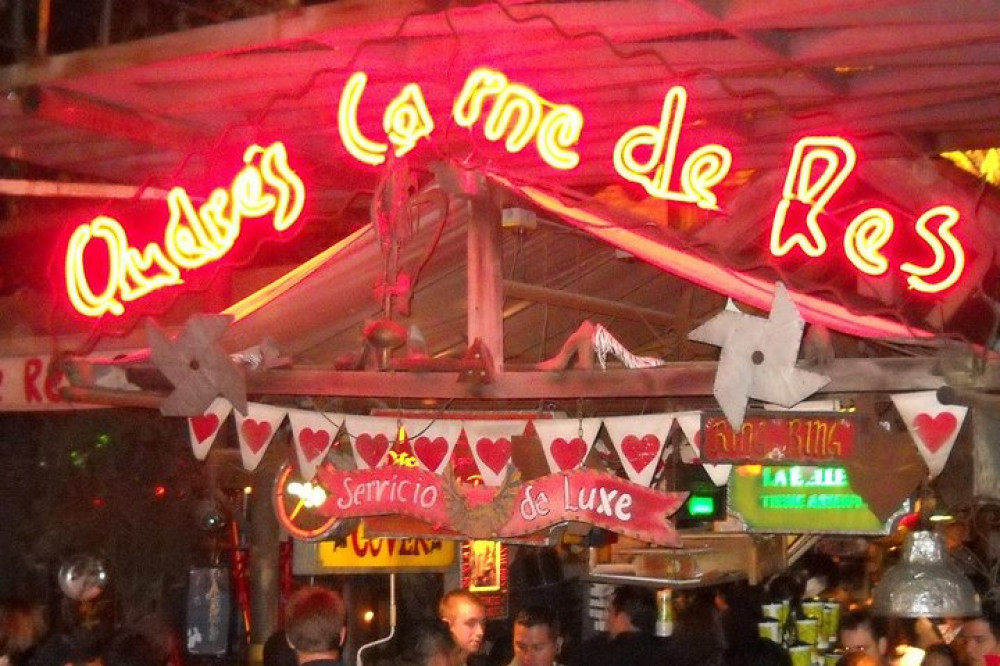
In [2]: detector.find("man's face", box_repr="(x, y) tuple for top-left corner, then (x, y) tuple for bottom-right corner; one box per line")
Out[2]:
(839, 626), (885, 660)
(963, 618), (999, 666)
(512, 623), (559, 666)
(445, 598), (485, 657)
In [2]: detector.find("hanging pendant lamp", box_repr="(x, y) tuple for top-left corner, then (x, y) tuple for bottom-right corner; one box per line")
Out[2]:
(871, 530), (980, 617)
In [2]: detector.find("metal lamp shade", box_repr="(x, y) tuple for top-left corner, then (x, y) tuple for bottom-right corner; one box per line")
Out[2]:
(871, 530), (980, 617)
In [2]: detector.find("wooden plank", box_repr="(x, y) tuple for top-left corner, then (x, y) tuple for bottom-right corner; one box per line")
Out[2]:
(243, 357), (951, 400)
(503, 280), (675, 328)
(467, 200), (505, 371)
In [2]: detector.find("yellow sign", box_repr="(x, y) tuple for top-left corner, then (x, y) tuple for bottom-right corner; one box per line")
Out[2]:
(313, 525), (455, 572)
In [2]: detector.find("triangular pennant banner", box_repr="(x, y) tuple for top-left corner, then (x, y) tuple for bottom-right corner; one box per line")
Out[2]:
(287, 409), (345, 480)
(891, 391), (967, 479)
(344, 415), (399, 470)
(533, 418), (602, 473)
(187, 397), (232, 461)
(675, 411), (732, 487)
(602, 414), (673, 487)
(402, 419), (463, 474)
(234, 403), (287, 471)
(463, 420), (527, 486)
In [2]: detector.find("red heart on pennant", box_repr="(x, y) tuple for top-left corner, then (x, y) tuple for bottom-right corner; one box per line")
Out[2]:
(356, 433), (391, 468)
(476, 437), (511, 475)
(241, 419), (272, 454)
(913, 412), (958, 454)
(299, 428), (331, 461)
(413, 436), (449, 471)
(621, 434), (660, 473)
(551, 437), (587, 471)
(190, 414), (220, 443)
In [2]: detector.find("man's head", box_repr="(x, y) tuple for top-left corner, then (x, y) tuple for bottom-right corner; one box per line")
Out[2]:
(962, 606), (1000, 666)
(439, 589), (486, 659)
(285, 586), (347, 662)
(607, 586), (656, 638)
(511, 606), (561, 666)
(837, 609), (887, 662)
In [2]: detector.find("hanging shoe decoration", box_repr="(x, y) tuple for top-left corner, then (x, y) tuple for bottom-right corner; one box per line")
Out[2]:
(537, 320), (665, 371)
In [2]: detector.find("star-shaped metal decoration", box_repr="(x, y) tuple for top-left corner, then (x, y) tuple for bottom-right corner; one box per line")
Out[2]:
(147, 314), (248, 417)
(688, 283), (829, 428)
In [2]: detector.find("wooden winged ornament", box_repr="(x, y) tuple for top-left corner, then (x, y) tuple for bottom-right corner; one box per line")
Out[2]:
(147, 314), (248, 417)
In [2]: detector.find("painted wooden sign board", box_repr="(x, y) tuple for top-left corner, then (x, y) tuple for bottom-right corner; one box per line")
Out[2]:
(316, 465), (688, 546)
(292, 523), (455, 575)
(700, 410), (860, 464)
(727, 464), (911, 534)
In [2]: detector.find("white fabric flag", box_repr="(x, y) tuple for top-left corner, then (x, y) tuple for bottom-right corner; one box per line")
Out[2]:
(234, 402), (287, 471)
(463, 420), (528, 486)
(344, 415), (399, 469)
(287, 409), (344, 480)
(891, 391), (967, 479)
(533, 418), (602, 473)
(402, 419), (463, 474)
(602, 413), (673, 487)
(675, 411), (732, 486)
(186, 397), (232, 461)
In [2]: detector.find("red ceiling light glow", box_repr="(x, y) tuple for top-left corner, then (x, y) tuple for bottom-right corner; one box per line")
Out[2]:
(65, 142), (305, 318)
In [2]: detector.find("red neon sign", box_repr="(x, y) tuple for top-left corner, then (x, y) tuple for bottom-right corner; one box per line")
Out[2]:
(65, 142), (305, 318)
(770, 137), (965, 294)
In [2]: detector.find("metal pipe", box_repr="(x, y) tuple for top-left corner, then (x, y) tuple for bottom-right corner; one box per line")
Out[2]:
(36, 0), (50, 56)
(355, 574), (396, 666)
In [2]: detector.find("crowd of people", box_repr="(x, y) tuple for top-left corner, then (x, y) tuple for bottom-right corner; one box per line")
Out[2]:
(5, 576), (999, 666)
(0, 600), (180, 666)
(256, 579), (1000, 666)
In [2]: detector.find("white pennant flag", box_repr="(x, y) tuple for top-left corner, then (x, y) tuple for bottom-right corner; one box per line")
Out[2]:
(344, 415), (399, 470)
(675, 411), (732, 486)
(602, 414), (673, 487)
(187, 397), (232, 461)
(891, 391), (967, 479)
(234, 403), (287, 471)
(287, 409), (344, 480)
(463, 420), (527, 486)
(533, 418), (602, 473)
(402, 419), (463, 474)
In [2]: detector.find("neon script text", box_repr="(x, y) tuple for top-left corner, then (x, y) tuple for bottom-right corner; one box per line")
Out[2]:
(770, 137), (965, 294)
(65, 142), (305, 317)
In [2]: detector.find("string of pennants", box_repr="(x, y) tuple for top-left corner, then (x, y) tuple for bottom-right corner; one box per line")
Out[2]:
(187, 391), (967, 487)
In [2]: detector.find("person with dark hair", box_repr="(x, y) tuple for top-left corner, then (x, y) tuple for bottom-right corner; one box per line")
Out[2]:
(962, 603), (1000, 666)
(570, 585), (666, 666)
(103, 630), (166, 666)
(508, 606), (562, 666)
(439, 590), (485, 665)
(285, 586), (347, 665)
(724, 635), (790, 666)
(263, 629), (299, 666)
(838, 609), (888, 665)
(392, 620), (458, 666)
(0, 601), (47, 666)
(663, 592), (725, 666)
(921, 642), (957, 666)
(26, 627), (105, 666)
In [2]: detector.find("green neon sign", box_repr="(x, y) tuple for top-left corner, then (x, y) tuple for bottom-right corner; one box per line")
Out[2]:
(729, 465), (908, 534)
(687, 494), (716, 517)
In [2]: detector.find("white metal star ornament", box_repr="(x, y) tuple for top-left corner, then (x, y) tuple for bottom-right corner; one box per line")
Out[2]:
(688, 283), (830, 428)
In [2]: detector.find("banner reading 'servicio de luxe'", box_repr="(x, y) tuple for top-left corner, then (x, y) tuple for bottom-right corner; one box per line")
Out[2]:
(316, 465), (687, 546)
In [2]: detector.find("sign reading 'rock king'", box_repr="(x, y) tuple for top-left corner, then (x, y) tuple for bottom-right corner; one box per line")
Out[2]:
(700, 410), (858, 464)
(316, 465), (688, 546)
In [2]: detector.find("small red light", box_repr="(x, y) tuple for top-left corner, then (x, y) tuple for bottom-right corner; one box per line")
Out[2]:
(154, 485), (168, 499)
(92, 497), (106, 509)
